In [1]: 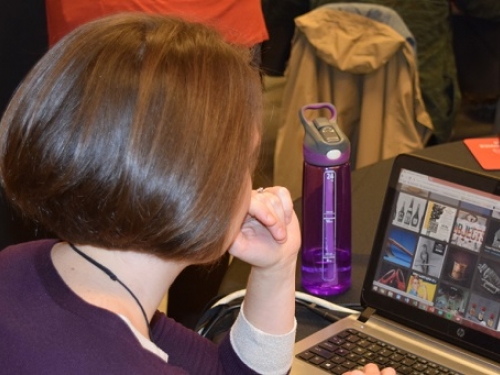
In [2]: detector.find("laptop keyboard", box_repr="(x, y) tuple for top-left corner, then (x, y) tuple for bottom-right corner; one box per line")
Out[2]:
(296, 329), (463, 375)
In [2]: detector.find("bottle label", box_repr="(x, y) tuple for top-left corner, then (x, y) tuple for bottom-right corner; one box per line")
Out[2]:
(323, 169), (337, 283)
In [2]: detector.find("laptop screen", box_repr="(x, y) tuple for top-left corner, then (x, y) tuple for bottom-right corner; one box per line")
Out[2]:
(362, 154), (500, 362)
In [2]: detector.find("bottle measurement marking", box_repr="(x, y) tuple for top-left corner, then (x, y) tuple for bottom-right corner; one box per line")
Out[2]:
(322, 169), (337, 283)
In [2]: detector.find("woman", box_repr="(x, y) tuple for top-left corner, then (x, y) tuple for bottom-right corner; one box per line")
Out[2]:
(0, 13), (297, 374)
(0, 12), (393, 375)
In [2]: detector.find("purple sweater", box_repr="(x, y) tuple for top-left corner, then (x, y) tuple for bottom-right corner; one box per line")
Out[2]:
(0, 239), (257, 374)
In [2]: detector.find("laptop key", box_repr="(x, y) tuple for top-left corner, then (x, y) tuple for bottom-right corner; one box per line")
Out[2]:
(319, 341), (338, 352)
(402, 357), (416, 366)
(309, 355), (325, 365)
(311, 346), (333, 359)
(329, 336), (345, 345)
(413, 362), (428, 371)
(340, 360), (357, 370)
(363, 351), (377, 361)
(397, 365), (412, 374)
(319, 361), (335, 371)
(389, 353), (405, 362)
(329, 355), (345, 365)
(357, 339), (371, 348)
(342, 342), (357, 352)
(347, 334), (360, 343)
(378, 348), (394, 357)
(367, 343), (383, 352)
(352, 346), (367, 355)
(330, 365), (349, 375)
(337, 331), (351, 338)
(335, 348), (350, 356)
(346, 353), (360, 362)
(373, 356), (389, 365)
(356, 357), (369, 366)
(297, 350), (314, 361)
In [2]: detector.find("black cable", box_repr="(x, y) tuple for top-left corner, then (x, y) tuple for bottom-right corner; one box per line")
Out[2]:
(197, 304), (242, 338)
(195, 293), (361, 340)
(69, 243), (153, 340)
(295, 299), (352, 323)
(339, 303), (364, 312)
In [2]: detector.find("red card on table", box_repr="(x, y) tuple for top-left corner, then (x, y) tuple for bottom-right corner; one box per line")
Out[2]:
(463, 137), (500, 170)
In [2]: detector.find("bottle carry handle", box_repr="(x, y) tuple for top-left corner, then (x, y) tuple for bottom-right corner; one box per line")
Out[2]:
(299, 102), (337, 125)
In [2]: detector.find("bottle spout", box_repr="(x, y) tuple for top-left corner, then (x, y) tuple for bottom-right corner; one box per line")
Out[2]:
(300, 103), (350, 167)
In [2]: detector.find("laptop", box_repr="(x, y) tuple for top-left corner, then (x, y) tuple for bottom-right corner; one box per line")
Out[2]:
(292, 153), (500, 375)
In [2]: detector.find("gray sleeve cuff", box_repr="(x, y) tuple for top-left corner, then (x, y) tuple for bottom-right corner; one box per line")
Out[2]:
(229, 304), (297, 375)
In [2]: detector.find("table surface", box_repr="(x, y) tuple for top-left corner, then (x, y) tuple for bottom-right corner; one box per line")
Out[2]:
(218, 141), (500, 308)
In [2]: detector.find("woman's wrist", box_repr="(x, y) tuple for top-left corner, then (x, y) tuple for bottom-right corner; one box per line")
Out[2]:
(249, 253), (297, 278)
(243, 259), (297, 335)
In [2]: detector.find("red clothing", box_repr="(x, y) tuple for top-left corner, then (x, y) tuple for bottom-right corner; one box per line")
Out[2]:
(45, 0), (268, 47)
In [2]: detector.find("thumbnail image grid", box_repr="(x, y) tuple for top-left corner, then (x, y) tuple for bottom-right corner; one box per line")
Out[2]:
(374, 185), (500, 333)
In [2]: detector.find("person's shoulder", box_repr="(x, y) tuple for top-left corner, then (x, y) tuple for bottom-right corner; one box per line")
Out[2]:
(0, 238), (58, 256)
(0, 239), (58, 271)
(151, 310), (191, 336)
(150, 311), (213, 351)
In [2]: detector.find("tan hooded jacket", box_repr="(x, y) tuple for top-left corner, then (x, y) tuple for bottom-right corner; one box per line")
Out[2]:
(274, 7), (433, 200)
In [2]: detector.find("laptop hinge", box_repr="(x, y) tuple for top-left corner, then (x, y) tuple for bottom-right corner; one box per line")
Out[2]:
(358, 307), (376, 323)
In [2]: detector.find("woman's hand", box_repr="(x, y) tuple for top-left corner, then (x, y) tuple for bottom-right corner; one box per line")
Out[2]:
(228, 186), (300, 335)
(343, 364), (396, 375)
(228, 186), (300, 270)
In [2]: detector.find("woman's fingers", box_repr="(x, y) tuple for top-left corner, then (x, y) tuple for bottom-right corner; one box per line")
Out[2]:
(268, 186), (294, 224)
(249, 187), (292, 243)
(343, 364), (396, 375)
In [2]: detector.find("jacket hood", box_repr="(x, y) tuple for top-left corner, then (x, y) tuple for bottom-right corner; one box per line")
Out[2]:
(294, 8), (407, 74)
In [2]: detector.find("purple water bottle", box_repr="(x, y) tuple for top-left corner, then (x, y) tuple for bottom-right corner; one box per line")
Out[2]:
(300, 103), (351, 296)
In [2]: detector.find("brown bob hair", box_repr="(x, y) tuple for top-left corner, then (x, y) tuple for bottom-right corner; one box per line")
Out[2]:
(0, 13), (262, 263)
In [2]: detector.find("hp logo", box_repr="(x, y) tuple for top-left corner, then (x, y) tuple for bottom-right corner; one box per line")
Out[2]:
(456, 328), (466, 338)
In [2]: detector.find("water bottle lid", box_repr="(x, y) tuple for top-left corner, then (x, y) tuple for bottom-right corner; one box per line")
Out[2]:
(300, 103), (350, 166)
